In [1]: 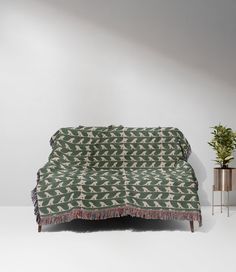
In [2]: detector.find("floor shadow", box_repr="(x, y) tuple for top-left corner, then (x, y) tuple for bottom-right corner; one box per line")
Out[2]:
(43, 216), (209, 233)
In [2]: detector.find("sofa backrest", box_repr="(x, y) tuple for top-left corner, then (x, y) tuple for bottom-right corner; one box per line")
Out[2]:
(49, 125), (191, 170)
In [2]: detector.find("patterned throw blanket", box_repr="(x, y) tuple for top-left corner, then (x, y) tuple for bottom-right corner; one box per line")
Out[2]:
(32, 126), (201, 226)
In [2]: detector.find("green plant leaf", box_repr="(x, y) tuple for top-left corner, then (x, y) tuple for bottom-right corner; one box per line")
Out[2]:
(208, 124), (236, 167)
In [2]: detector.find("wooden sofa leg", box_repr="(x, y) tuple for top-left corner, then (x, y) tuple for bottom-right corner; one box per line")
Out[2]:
(38, 225), (42, 233)
(190, 221), (194, 233)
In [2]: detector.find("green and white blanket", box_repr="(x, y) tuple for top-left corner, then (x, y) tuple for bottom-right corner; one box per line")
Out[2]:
(32, 126), (201, 225)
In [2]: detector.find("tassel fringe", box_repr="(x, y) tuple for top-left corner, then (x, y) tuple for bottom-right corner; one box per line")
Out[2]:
(32, 196), (202, 226)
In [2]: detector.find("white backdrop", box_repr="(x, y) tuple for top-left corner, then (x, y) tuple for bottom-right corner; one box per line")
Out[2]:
(1, 0), (236, 206)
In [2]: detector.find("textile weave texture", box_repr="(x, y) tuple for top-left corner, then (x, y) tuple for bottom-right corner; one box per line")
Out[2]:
(32, 126), (201, 225)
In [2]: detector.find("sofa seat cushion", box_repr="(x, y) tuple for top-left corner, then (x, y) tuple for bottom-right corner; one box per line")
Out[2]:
(34, 166), (200, 224)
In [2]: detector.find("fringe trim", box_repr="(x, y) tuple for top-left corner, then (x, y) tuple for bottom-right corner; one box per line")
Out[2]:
(34, 204), (202, 226)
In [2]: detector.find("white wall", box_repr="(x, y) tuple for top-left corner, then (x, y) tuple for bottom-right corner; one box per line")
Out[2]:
(1, 0), (236, 206)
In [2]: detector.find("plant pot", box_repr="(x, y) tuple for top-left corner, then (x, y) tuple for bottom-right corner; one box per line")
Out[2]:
(214, 168), (235, 191)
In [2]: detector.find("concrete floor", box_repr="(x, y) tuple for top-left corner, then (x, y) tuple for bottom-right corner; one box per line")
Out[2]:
(0, 206), (235, 272)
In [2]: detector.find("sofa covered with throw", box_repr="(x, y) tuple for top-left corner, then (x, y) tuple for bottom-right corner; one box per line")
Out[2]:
(32, 125), (201, 232)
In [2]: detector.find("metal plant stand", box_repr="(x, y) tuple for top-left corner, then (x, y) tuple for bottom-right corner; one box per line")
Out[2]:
(212, 168), (236, 217)
(212, 185), (230, 217)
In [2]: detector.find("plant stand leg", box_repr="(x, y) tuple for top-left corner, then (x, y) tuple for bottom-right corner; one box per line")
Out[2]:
(220, 191), (222, 213)
(190, 221), (194, 233)
(38, 225), (42, 232)
(227, 191), (230, 217)
(212, 185), (214, 215)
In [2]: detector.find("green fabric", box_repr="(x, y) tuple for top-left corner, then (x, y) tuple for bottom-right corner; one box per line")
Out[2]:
(33, 126), (201, 223)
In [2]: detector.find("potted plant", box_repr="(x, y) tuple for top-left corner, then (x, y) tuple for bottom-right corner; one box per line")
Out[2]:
(208, 124), (236, 191)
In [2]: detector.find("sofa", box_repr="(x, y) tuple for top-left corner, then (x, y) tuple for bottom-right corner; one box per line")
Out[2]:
(32, 125), (202, 232)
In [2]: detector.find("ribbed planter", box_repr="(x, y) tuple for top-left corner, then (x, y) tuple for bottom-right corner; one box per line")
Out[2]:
(214, 168), (236, 191)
